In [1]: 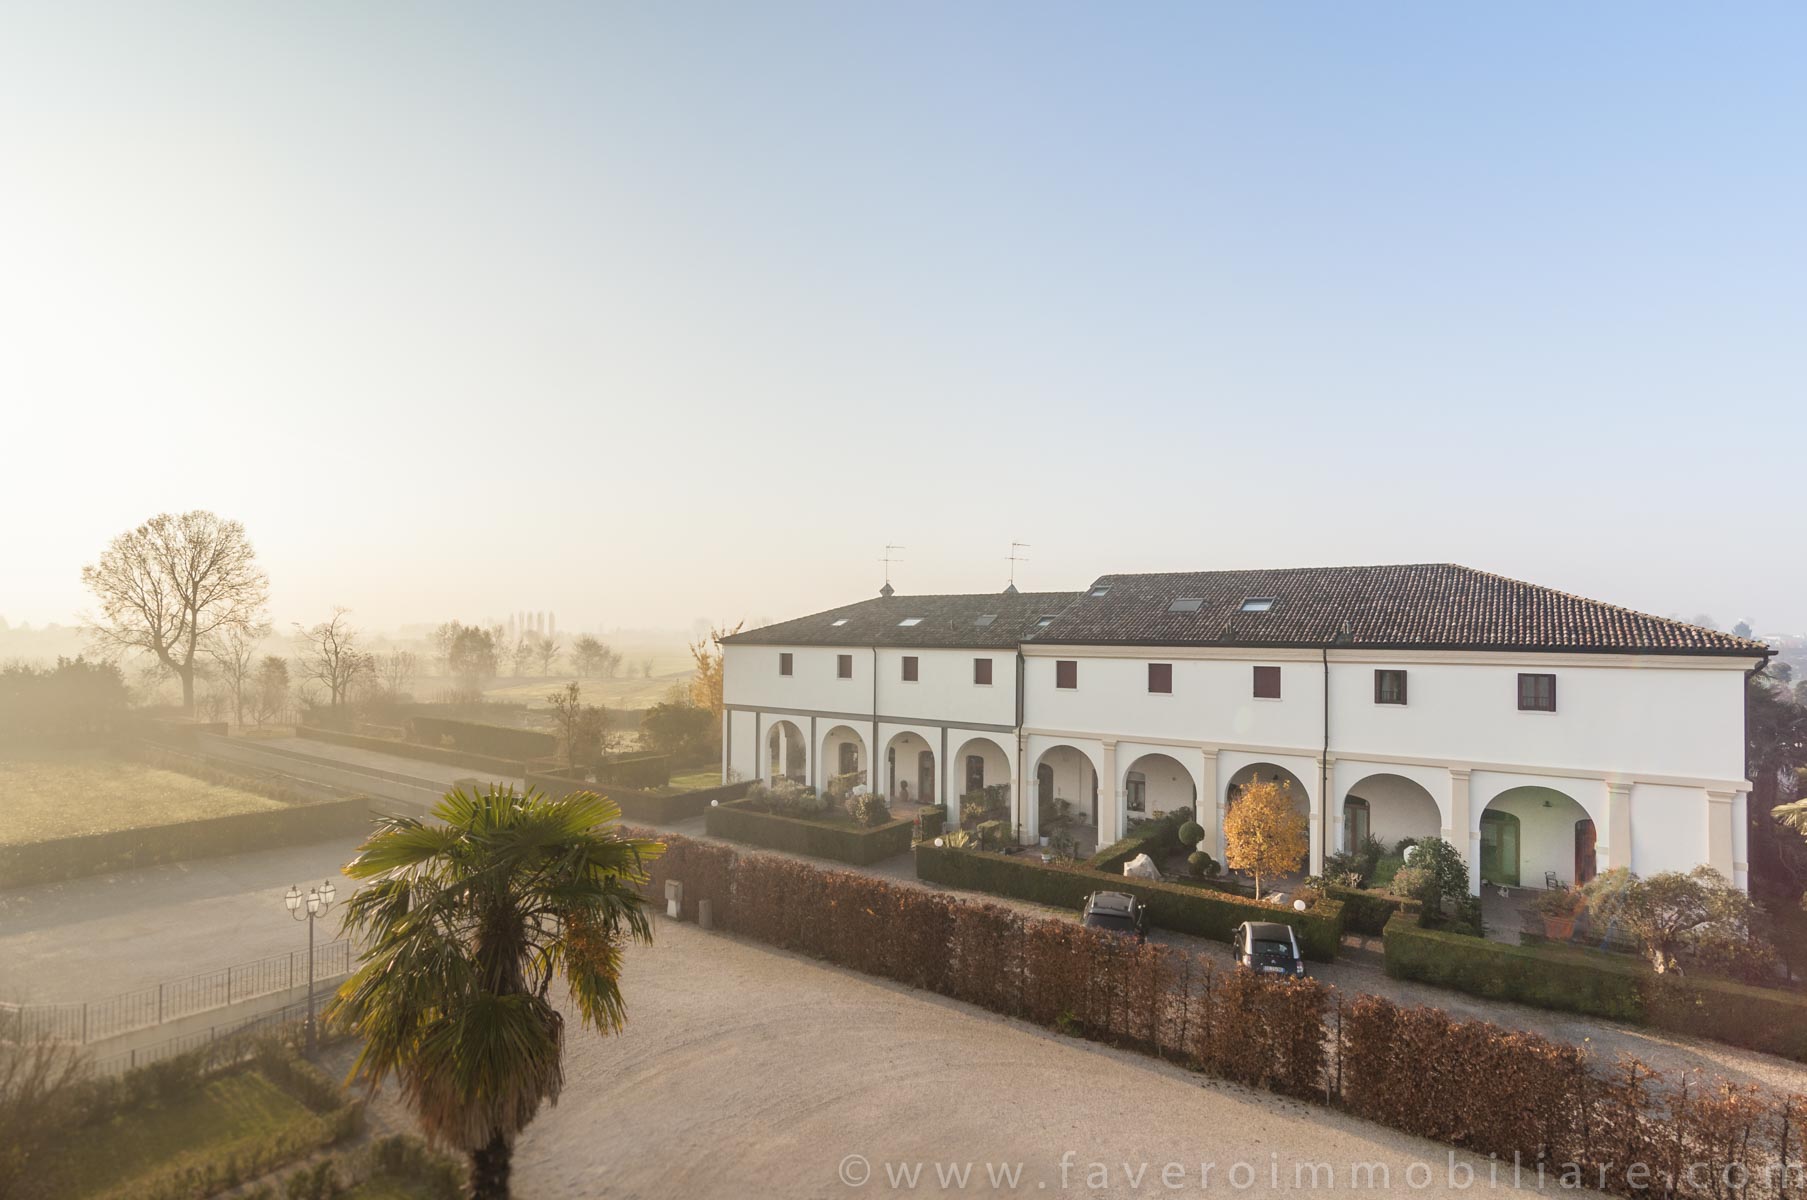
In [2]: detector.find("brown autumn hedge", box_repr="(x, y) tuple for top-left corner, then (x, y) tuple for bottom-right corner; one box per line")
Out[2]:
(631, 826), (1807, 1198)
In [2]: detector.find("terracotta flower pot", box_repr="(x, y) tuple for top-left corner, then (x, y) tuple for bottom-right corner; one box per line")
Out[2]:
(1542, 915), (1577, 941)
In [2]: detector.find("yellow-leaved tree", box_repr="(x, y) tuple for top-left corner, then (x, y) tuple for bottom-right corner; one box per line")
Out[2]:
(687, 621), (743, 717)
(1222, 777), (1309, 898)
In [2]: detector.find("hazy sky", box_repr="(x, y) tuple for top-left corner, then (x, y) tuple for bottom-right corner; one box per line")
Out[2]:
(3, 3), (1803, 636)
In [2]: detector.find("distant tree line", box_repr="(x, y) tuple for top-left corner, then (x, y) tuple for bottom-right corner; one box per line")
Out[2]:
(0, 657), (129, 742)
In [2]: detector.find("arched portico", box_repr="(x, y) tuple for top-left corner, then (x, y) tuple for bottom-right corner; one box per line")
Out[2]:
(1477, 785), (1596, 891)
(1223, 761), (1314, 886)
(952, 736), (1012, 803)
(820, 724), (868, 791)
(1341, 772), (1443, 853)
(1034, 744), (1100, 847)
(1120, 751), (1197, 822)
(883, 730), (937, 808)
(764, 719), (806, 783)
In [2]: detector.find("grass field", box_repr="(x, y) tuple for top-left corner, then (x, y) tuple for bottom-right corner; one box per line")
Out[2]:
(668, 766), (723, 791)
(44, 1069), (320, 1199)
(1, 749), (286, 847)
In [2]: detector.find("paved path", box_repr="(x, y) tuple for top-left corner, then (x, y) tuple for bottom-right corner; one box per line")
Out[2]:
(395, 919), (1598, 1199)
(0, 835), (364, 1002)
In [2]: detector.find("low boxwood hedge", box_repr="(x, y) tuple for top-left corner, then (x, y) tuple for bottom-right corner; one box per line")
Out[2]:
(1382, 913), (1807, 1061)
(1084, 810), (1185, 873)
(1328, 884), (1420, 936)
(706, 800), (914, 865)
(525, 771), (751, 823)
(915, 842), (1344, 961)
(298, 726), (525, 777)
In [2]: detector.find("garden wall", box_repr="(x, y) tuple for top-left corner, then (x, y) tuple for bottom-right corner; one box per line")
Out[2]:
(0, 797), (376, 889)
(1382, 914), (1807, 1062)
(705, 801), (914, 865)
(915, 842), (1344, 961)
(634, 828), (1807, 1198)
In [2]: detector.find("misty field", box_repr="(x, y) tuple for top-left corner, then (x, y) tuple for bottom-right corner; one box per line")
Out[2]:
(1, 750), (284, 846)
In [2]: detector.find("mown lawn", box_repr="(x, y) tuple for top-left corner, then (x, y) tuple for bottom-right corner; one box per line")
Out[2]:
(43, 1069), (319, 1199)
(0, 749), (284, 846)
(667, 766), (722, 792)
(342, 1180), (441, 1200)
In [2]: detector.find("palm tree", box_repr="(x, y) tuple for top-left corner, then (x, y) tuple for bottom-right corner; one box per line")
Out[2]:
(329, 785), (662, 1200)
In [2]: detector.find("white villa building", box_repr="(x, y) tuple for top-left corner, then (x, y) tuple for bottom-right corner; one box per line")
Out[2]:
(720, 564), (1768, 894)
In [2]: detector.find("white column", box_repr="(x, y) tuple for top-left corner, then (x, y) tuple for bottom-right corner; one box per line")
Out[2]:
(1099, 740), (1119, 845)
(1207, 750), (1226, 863)
(777, 724), (789, 782)
(1308, 756), (1325, 876)
(720, 711), (729, 782)
(1732, 791), (1750, 892)
(1450, 768), (1477, 895)
(1706, 789), (1737, 881)
(1018, 733), (1039, 844)
(1605, 783), (1632, 872)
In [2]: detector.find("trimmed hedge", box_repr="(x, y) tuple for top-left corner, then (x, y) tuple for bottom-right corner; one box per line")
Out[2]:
(1382, 913), (1807, 1060)
(525, 770), (751, 823)
(915, 842), (1344, 961)
(914, 805), (946, 841)
(403, 716), (555, 759)
(1328, 883), (1421, 936)
(592, 752), (673, 790)
(1084, 811), (1185, 873)
(298, 726), (526, 777)
(706, 800), (914, 865)
(0, 798), (373, 889)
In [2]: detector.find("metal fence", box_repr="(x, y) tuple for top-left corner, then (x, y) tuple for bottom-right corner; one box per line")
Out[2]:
(0, 939), (352, 1045)
(88, 997), (320, 1077)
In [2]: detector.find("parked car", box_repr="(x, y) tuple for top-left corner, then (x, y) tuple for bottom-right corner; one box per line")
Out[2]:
(1080, 891), (1148, 942)
(1231, 920), (1305, 977)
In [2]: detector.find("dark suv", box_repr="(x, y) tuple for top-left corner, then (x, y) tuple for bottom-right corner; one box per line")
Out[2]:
(1081, 891), (1148, 942)
(1232, 920), (1305, 977)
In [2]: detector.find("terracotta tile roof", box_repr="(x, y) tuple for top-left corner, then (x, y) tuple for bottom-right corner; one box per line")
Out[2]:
(1029, 564), (1767, 657)
(723, 590), (1082, 650)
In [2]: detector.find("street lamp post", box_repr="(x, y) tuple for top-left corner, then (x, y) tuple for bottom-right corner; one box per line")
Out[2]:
(285, 879), (337, 1056)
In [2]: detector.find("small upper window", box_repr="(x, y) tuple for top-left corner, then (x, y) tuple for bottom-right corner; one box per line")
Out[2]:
(1168, 598), (1203, 613)
(1147, 663), (1173, 694)
(1089, 585), (1111, 598)
(1240, 597), (1276, 612)
(1374, 669), (1406, 705)
(1253, 665), (1282, 699)
(1036, 615), (1056, 627)
(779, 653), (793, 676)
(975, 613), (997, 627)
(973, 657), (993, 685)
(836, 654), (853, 679)
(901, 656), (919, 682)
(830, 617), (848, 627)
(1055, 660), (1078, 689)
(897, 617), (923, 627)
(1518, 673), (1557, 712)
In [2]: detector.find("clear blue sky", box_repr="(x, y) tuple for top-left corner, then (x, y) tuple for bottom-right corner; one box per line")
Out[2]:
(3, 2), (1803, 634)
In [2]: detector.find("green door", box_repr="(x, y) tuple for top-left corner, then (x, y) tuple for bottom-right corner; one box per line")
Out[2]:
(1479, 811), (1520, 887)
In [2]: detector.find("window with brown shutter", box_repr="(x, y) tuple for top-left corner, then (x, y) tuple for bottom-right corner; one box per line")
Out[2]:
(901, 656), (918, 682)
(1253, 665), (1281, 699)
(1056, 660), (1078, 690)
(779, 652), (792, 676)
(1518, 673), (1556, 711)
(836, 654), (853, 679)
(1148, 663), (1172, 694)
(973, 657), (993, 685)
(1374, 669), (1406, 705)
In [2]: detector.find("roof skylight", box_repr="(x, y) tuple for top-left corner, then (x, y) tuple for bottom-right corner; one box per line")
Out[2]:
(1089, 585), (1111, 598)
(1036, 615), (1057, 627)
(1240, 597), (1277, 613)
(830, 618), (848, 626)
(1167, 598), (1203, 613)
(898, 617), (923, 627)
(975, 614), (997, 627)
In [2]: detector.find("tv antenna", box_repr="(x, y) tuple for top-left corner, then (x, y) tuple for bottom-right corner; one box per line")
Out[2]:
(1007, 541), (1031, 586)
(880, 544), (905, 587)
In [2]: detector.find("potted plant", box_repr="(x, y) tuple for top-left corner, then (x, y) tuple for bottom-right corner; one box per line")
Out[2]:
(1531, 887), (1586, 941)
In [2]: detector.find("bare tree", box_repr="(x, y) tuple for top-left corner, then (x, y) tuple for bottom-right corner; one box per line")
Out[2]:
(531, 632), (561, 674)
(81, 510), (269, 714)
(511, 636), (535, 677)
(377, 648), (418, 697)
(297, 608), (374, 708)
(641, 657), (654, 679)
(208, 623), (267, 726)
(547, 680), (607, 769)
(0, 1012), (89, 1200)
(253, 655), (291, 726)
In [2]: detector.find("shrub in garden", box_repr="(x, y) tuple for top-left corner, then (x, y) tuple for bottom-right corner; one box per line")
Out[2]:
(1221, 778), (1307, 896)
(1176, 819), (1204, 849)
(1582, 865), (1766, 976)
(848, 791), (891, 829)
(1186, 850), (1217, 878)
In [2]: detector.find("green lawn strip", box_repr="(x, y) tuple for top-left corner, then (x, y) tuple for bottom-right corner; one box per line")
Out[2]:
(342, 1179), (440, 1200)
(668, 767), (722, 791)
(44, 1070), (325, 1200)
(1, 750), (283, 846)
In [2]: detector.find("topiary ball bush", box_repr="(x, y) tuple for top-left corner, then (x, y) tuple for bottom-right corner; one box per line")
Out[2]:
(1187, 850), (1218, 878)
(1177, 820), (1205, 848)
